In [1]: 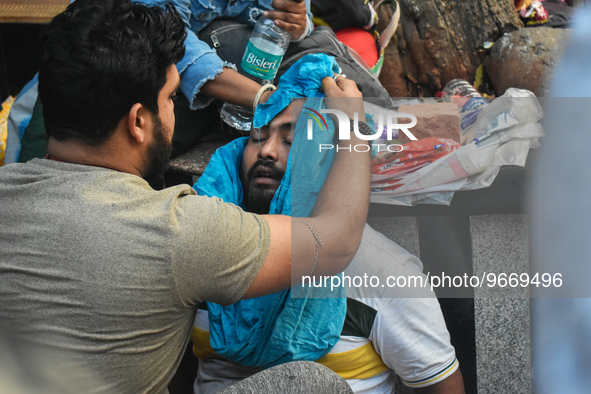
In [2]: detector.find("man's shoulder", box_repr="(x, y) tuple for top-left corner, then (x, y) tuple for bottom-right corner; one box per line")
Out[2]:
(358, 224), (413, 259)
(344, 224), (422, 279)
(0, 159), (205, 209)
(343, 224), (435, 307)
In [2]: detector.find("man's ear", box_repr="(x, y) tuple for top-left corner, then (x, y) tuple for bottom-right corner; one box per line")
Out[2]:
(127, 103), (147, 144)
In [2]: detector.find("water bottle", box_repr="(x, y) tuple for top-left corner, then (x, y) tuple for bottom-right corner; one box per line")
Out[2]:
(442, 79), (481, 99)
(220, 16), (290, 131)
(442, 79), (488, 141)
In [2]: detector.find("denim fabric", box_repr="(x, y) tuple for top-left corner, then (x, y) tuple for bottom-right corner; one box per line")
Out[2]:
(142, 0), (311, 109)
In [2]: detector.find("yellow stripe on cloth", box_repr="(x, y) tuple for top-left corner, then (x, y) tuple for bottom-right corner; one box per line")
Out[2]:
(404, 358), (458, 387)
(0, 96), (14, 166)
(191, 327), (222, 360)
(317, 342), (389, 380)
(311, 16), (331, 28)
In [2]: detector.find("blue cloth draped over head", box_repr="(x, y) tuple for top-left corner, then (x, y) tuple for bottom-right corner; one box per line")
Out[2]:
(193, 54), (347, 369)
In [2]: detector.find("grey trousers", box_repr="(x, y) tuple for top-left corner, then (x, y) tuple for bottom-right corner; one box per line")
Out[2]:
(218, 361), (353, 394)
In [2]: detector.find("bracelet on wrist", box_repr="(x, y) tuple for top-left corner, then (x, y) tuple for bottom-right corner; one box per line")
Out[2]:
(253, 83), (277, 113)
(291, 16), (312, 42)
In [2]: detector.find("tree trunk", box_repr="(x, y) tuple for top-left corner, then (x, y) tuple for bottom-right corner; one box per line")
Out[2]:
(376, 0), (522, 97)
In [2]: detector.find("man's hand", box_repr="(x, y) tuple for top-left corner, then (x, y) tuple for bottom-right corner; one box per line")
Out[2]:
(265, 0), (308, 41)
(322, 75), (366, 122)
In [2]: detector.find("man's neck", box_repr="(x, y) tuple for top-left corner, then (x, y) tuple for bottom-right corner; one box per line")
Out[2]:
(46, 137), (143, 177)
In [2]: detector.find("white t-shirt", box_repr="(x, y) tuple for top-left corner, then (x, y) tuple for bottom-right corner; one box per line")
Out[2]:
(193, 224), (457, 393)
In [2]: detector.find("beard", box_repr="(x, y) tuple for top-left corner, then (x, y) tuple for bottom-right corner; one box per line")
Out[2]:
(243, 160), (285, 214)
(143, 114), (172, 183)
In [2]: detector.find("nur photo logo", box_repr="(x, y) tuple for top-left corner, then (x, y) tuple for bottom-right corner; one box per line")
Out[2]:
(303, 107), (329, 131)
(304, 107), (419, 152)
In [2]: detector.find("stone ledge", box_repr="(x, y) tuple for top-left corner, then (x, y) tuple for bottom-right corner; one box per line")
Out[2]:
(166, 138), (234, 185)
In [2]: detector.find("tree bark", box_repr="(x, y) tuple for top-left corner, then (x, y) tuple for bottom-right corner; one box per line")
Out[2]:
(377, 0), (522, 97)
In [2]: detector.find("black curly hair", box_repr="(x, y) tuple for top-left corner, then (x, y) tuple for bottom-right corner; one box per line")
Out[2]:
(38, 0), (186, 146)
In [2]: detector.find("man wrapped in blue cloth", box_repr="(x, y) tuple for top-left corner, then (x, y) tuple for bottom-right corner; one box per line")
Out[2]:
(190, 54), (466, 394)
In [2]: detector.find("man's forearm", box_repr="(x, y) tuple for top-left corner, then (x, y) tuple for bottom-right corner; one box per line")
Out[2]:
(294, 128), (370, 278)
(291, 80), (370, 279)
(312, 108), (369, 223)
